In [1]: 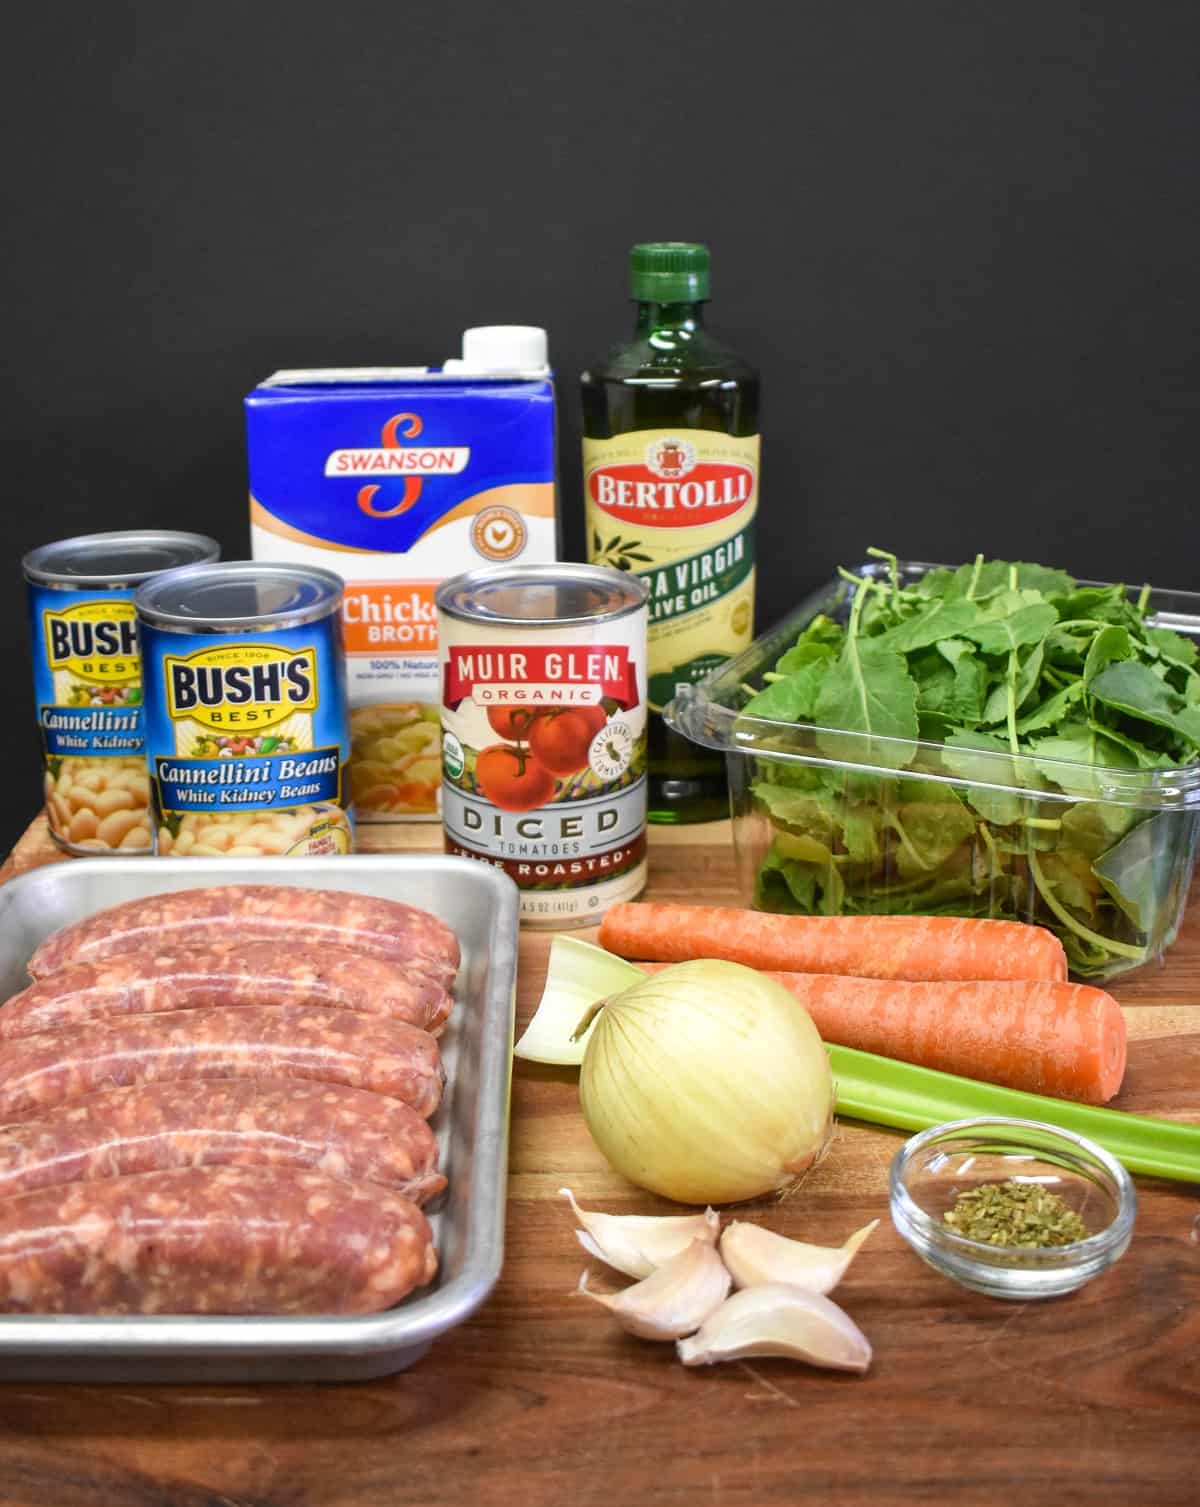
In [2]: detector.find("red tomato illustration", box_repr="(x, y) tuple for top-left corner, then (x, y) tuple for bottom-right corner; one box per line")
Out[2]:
(527, 707), (606, 777)
(476, 744), (556, 812)
(486, 706), (539, 741)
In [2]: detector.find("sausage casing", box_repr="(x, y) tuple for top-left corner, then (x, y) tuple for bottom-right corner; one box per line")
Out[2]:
(1, 942), (452, 1041)
(28, 885), (460, 986)
(0, 1166), (437, 1314)
(0, 1079), (445, 1204)
(0, 1006), (444, 1122)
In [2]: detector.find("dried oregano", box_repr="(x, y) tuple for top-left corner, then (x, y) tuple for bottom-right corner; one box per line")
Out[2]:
(942, 1180), (1090, 1248)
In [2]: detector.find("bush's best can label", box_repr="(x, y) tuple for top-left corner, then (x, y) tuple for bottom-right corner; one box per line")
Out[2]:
(437, 564), (649, 928)
(135, 562), (354, 858)
(23, 530), (220, 856)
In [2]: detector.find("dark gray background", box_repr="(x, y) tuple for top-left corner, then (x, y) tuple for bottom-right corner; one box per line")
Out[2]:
(3, 3), (1197, 852)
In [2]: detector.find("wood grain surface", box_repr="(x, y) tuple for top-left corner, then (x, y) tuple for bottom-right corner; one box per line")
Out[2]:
(0, 815), (1197, 1507)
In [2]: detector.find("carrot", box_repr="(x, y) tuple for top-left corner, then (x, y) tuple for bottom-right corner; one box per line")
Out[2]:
(599, 903), (1068, 983)
(638, 964), (1126, 1103)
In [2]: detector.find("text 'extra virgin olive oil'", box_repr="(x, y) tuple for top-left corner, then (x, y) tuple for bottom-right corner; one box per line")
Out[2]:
(582, 242), (760, 823)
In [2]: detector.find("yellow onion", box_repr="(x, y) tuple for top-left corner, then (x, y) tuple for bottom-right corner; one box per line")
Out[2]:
(578, 959), (834, 1205)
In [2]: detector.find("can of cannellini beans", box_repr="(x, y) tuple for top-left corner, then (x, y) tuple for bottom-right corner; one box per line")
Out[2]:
(135, 562), (354, 857)
(24, 530), (220, 856)
(437, 563), (649, 927)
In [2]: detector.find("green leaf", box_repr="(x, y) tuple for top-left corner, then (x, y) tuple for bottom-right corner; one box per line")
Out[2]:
(921, 560), (1074, 602)
(1089, 660), (1200, 748)
(886, 791), (976, 876)
(775, 639), (838, 674)
(1084, 718), (1177, 770)
(941, 730), (1032, 824)
(1146, 626), (1199, 667)
(1008, 563), (1076, 597)
(1036, 848), (1104, 917)
(1060, 801), (1135, 860)
(869, 598), (982, 654)
(1030, 720), (1138, 796)
(841, 804), (882, 864)
(786, 614), (845, 656)
(742, 658), (830, 721)
(914, 650), (987, 732)
(814, 644), (919, 770)
(1053, 585), (1138, 623)
(964, 603), (1059, 657)
(755, 838), (845, 915)
(1083, 625), (1133, 688)
(1014, 679), (1083, 734)
(1092, 812), (1179, 934)
(752, 783), (837, 839)
(755, 853), (816, 912)
(982, 642), (1044, 725)
(935, 636), (975, 667)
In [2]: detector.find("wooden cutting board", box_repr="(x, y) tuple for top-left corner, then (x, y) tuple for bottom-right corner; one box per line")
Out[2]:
(0, 813), (1196, 1507)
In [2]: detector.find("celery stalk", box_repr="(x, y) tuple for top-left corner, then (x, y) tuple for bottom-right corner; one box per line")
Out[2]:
(830, 1044), (1200, 1183)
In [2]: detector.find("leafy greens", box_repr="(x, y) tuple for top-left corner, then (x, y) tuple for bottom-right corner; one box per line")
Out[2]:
(743, 551), (1200, 979)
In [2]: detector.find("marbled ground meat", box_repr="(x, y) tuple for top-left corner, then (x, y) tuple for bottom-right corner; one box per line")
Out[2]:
(0, 1078), (445, 1203)
(0, 941), (451, 1040)
(28, 885), (460, 987)
(0, 1006), (444, 1122)
(0, 1166), (438, 1314)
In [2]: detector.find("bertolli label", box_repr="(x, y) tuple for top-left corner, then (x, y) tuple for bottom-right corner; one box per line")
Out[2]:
(584, 428), (759, 712)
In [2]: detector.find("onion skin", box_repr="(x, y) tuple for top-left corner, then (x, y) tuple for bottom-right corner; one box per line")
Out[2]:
(578, 960), (835, 1205)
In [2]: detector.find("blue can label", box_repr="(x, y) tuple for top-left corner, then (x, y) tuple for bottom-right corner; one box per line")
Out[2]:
(28, 584), (153, 853)
(141, 617), (354, 857)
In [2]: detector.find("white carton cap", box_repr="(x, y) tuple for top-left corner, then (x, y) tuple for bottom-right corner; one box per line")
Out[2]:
(444, 326), (550, 375)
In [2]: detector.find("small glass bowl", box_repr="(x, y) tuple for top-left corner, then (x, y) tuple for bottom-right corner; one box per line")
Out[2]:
(889, 1117), (1136, 1300)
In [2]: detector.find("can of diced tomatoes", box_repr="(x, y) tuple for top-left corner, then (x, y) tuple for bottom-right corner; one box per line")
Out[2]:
(436, 563), (649, 927)
(23, 530), (221, 856)
(134, 562), (354, 858)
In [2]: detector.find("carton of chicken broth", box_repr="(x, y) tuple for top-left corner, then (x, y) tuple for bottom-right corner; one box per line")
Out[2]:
(246, 337), (558, 820)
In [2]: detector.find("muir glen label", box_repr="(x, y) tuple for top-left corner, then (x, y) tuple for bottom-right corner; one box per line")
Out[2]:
(585, 429), (759, 712)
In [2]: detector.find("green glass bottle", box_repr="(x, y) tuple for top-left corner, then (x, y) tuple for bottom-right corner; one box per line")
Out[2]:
(582, 242), (760, 823)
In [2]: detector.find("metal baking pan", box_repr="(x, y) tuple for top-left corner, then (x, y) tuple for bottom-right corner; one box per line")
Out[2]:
(0, 854), (518, 1383)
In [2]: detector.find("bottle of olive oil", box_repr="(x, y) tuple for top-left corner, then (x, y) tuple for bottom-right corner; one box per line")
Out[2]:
(582, 242), (760, 823)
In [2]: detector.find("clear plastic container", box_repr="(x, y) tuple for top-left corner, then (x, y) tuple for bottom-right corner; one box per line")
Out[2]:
(665, 561), (1200, 981)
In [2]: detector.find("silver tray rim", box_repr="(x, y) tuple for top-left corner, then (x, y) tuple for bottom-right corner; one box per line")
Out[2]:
(0, 853), (518, 1368)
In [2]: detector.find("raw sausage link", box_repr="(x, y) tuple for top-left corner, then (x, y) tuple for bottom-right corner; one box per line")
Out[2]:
(1, 942), (452, 1041)
(0, 1079), (445, 1204)
(0, 1006), (444, 1122)
(0, 1166), (437, 1314)
(28, 885), (460, 986)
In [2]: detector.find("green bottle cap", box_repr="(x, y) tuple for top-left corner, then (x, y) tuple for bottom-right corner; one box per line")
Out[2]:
(630, 242), (711, 302)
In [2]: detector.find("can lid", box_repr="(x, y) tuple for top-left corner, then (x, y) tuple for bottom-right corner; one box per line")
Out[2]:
(630, 242), (711, 302)
(22, 531), (220, 589)
(135, 562), (345, 633)
(436, 563), (648, 627)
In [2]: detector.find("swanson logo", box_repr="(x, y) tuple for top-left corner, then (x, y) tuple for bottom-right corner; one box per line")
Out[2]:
(323, 413), (471, 519)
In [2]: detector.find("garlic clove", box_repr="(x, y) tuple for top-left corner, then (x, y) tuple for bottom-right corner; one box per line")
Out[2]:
(574, 1238), (732, 1341)
(559, 1188), (720, 1279)
(676, 1284), (872, 1373)
(719, 1218), (878, 1295)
